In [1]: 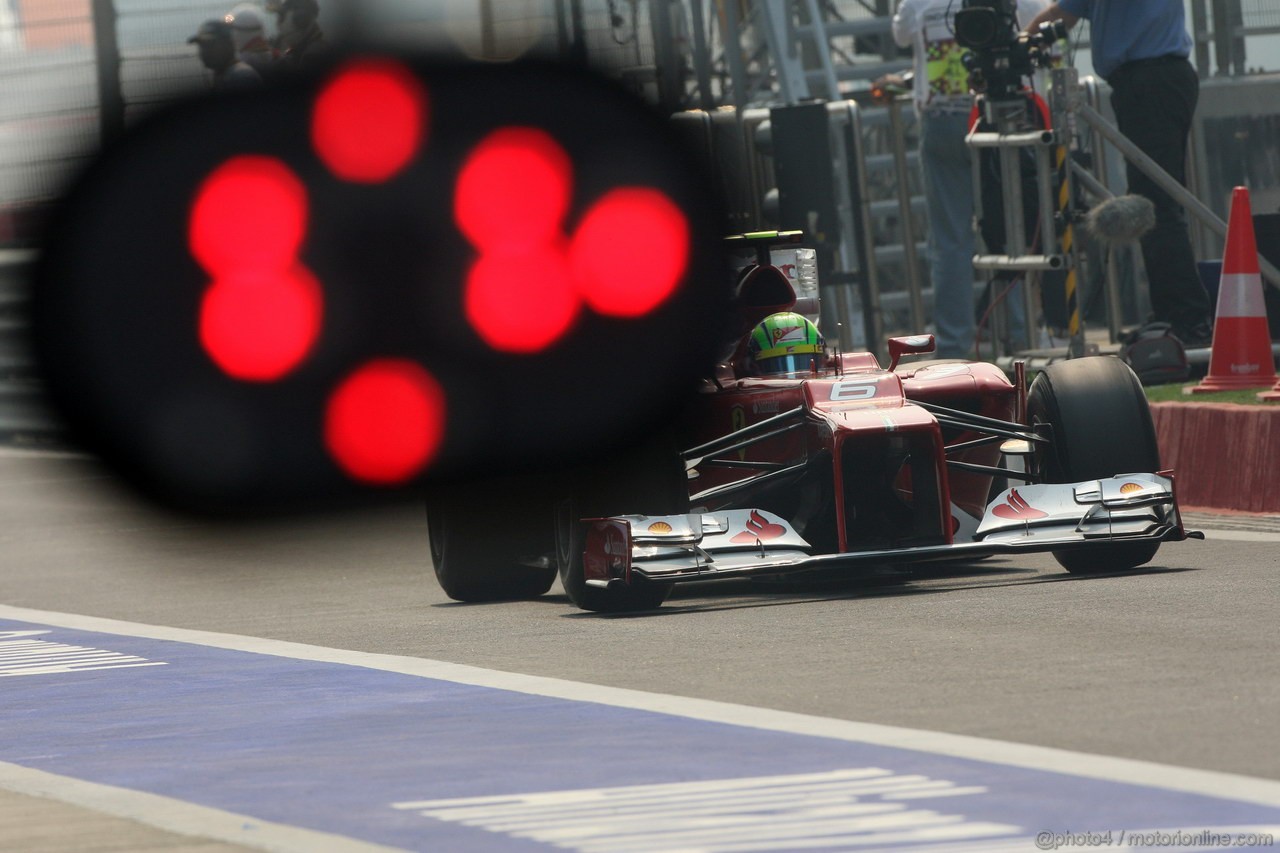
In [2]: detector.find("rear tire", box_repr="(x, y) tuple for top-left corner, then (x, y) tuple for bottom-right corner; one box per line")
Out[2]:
(1027, 357), (1162, 574)
(427, 484), (557, 602)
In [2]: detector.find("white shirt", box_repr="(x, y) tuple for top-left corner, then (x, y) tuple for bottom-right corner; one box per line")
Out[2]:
(892, 0), (1051, 114)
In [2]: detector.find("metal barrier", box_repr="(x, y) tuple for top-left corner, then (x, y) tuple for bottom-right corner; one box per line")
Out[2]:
(881, 97), (925, 335)
(0, 33), (97, 225)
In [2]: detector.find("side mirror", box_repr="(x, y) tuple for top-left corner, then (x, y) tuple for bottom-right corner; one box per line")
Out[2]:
(887, 334), (936, 371)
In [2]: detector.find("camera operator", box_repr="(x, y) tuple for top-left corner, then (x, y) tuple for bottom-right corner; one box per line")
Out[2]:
(878, 0), (1049, 359)
(1024, 1), (1212, 348)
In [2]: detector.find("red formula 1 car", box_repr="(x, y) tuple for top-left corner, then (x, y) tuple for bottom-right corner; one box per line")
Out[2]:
(428, 234), (1201, 612)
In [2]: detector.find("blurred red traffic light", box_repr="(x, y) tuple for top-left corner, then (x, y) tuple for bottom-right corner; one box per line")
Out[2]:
(199, 266), (324, 381)
(312, 58), (428, 184)
(454, 126), (573, 252)
(324, 359), (446, 485)
(189, 155), (308, 275)
(570, 187), (689, 317)
(33, 54), (731, 512)
(464, 245), (579, 353)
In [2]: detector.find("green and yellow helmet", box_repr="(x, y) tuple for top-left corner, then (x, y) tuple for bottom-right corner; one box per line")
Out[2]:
(747, 312), (825, 375)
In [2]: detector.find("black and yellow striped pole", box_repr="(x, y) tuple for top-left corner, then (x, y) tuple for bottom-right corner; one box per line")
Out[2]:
(1050, 68), (1087, 358)
(1055, 144), (1085, 357)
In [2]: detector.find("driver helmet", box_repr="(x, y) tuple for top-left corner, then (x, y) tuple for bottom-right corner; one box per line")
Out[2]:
(747, 312), (825, 375)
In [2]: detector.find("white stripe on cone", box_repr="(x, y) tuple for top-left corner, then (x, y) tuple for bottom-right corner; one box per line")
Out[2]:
(1215, 272), (1268, 318)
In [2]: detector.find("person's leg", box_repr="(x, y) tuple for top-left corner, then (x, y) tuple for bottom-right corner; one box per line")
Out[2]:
(1003, 276), (1027, 350)
(1111, 60), (1211, 339)
(919, 110), (977, 358)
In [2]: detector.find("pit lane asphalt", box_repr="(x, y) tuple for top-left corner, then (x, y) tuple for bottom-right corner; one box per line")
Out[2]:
(0, 449), (1277, 851)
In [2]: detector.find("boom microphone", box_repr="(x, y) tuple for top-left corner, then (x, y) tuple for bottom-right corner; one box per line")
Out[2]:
(1084, 194), (1156, 245)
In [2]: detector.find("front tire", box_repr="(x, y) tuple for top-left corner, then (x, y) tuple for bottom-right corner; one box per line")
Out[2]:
(427, 484), (557, 602)
(1027, 357), (1162, 574)
(555, 499), (673, 612)
(555, 437), (686, 612)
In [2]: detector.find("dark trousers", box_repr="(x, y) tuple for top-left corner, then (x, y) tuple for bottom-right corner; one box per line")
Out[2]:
(1108, 56), (1211, 331)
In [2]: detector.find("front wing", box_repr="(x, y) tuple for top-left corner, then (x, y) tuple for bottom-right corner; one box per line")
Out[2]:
(581, 474), (1201, 589)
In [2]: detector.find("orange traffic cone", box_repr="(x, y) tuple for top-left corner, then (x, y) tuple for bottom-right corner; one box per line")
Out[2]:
(1189, 186), (1277, 393)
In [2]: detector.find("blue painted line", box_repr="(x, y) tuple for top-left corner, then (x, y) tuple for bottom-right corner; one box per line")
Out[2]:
(2, 617), (1278, 851)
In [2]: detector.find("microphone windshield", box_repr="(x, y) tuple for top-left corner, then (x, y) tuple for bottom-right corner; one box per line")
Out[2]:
(1085, 194), (1155, 244)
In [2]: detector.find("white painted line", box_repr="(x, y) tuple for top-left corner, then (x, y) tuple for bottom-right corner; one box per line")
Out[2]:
(0, 761), (405, 853)
(391, 769), (1024, 853)
(2, 604), (1279, 811)
(0, 630), (167, 677)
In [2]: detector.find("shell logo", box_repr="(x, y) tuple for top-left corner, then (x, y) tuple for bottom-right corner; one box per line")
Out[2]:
(647, 521), (673, 534)
(1119, 482), (1145, 495)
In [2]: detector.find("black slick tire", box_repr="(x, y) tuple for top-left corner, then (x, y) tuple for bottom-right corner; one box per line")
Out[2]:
(1026, 356), (1162, 574)
(555, 498), (673, 613)
(427, 485), (557, 602)
(554, 437), (685, 613)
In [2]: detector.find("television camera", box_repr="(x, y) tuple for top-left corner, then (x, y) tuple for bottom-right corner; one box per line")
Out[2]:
(953, 0), (1067, 100)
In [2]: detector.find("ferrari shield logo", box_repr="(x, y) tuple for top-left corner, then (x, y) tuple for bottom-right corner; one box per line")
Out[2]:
(771, 323), (805, 345)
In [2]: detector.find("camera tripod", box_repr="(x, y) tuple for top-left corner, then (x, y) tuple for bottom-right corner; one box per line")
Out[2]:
(966, 67), (1089, 359)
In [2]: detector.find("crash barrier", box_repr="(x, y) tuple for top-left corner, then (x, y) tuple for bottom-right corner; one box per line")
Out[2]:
(0, 251), (64, 445)
(1190, 187), (1277, 393)
(1151, 402), (1280, 513)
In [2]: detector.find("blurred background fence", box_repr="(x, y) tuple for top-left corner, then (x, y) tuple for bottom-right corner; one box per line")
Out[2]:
(0, 0), (665, 243)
